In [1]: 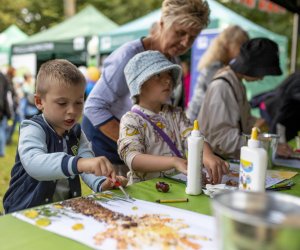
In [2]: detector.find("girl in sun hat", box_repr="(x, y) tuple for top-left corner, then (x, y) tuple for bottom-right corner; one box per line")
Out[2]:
(118, 50), (229, 184)
(124, 50), (182, 104)
(197, 37), (282, 160)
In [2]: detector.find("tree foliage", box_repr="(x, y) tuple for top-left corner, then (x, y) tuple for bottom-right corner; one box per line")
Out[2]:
(0, 0), (293, 38)
(217, 0), (293, 38)
(0, 0), (64, 35)
(0, 0), (162, 35)
(77, 0), (162, 25)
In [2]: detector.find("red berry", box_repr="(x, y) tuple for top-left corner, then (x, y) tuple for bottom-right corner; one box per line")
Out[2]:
(155, 182), (170, 192)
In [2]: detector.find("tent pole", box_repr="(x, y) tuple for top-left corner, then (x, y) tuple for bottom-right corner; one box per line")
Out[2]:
(291, 13), (299, 73)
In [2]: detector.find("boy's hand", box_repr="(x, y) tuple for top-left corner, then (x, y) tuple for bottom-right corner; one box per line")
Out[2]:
(203, 153), (229, 184)
(101, 176), (128, 191)
(172, 157), (187, 174)
(77, 157), (116, 178)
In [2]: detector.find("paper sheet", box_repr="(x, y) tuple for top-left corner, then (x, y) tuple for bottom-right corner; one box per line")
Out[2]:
(273, 157), (300, 169)
(169, 163), (297, 189)
(13, 193), (217, 250)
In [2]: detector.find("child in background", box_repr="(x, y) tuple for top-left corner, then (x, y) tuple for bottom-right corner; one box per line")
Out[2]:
(118, 51), (229, 184)
(4, 59), (127, 213)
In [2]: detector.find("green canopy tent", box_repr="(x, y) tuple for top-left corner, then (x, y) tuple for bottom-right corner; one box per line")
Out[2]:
(99, 0), (288, 101)
(11, 5), (118, 71)
(0, 25), (28, 68)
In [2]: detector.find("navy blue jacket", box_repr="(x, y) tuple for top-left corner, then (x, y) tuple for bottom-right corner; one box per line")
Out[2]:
(4, 115), (82, 213)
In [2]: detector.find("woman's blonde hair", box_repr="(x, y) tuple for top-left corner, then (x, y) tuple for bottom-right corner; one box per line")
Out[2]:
(161, 0), (210, 31)
(198, 25), (249, 70)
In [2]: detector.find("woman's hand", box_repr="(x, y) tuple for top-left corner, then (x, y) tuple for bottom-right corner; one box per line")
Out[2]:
(276, 143), (293, 158)
(254, 118), (269, 133)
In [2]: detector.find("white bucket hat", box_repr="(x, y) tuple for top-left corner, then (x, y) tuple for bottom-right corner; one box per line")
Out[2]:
(124, 50), (182, 103)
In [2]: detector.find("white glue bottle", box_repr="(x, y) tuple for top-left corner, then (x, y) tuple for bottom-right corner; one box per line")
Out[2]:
(239, 127), (268, 192)
(186, 120), (204, 195)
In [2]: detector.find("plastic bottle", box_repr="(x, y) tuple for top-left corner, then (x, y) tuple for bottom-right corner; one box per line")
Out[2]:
(239, 127), (268, 192)
(186, 120), (204, 195)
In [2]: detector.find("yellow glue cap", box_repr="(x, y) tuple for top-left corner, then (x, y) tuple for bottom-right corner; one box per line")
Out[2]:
(250, 127), (258, 140)
(193, 120), (199, 131)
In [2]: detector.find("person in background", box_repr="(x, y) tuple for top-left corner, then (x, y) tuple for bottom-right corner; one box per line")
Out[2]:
(250, 73), (300, 158)
(82, 0), (210, 177)
(186, 25), (249, 121)
(3, 59), (127, 213)
(197, 38), (282, 159)
(118, 51), (228, 184)
(21, 73), (39, 120)
(270, 73), (299, 157)
(181, 59), (191, 108)
(0, 72), (11, 157)
(5, 66), (18, 145)
(252, 73), (300, 142)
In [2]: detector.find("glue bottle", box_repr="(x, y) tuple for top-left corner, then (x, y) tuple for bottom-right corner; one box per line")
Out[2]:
(239, 127), (268, 192)
(186, 120), (204, 195)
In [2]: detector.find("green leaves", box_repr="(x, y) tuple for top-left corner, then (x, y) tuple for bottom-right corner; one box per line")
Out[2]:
(0, 0), (162, 35)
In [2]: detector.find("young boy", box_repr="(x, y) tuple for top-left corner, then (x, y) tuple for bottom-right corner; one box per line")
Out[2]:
(4, 59), (127, 213)
(118, 51), (229, 184)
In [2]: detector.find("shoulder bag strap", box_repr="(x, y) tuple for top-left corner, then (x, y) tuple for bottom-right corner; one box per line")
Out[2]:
(213, 77), (243, 132)
(132, 108), (182, 158)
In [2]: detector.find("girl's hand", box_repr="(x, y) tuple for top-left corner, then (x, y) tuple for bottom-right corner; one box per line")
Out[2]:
(172, 157), (188, 174)
(203, 153), (229, 184)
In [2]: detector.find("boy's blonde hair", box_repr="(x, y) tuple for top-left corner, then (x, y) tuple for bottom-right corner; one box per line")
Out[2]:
(36, 59), (86, 97)
(198, 25), (249, 70)
(161, 0), (210, 31)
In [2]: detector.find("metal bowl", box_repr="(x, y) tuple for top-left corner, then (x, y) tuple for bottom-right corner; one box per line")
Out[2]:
(259, 133), (280, 169)
(212, 190), (300, 250)
(242, 133), (279, 169)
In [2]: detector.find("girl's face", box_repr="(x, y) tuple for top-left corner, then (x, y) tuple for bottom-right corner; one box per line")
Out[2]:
(35, 82), (85, 136)
(139, 71), (173, 111)
(159, 21), (200, 58)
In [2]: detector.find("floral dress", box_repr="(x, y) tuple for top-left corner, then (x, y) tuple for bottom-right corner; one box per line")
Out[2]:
(118, 104), (194, 184)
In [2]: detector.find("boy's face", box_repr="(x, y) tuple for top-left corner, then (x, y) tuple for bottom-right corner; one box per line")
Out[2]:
(35, 82), (85, 136)
(139, 71), (173, 107)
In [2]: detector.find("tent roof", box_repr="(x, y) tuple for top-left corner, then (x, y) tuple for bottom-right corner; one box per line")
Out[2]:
(0, 25), (28, 52)
(109, 9), (161, 35)
(99, 0), (286, 53)
(17, 5), (118, 45)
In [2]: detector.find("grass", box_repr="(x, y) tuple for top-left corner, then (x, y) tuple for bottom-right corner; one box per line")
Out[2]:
(0, 125), (92, 214)
(0, 130), (18, 214)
